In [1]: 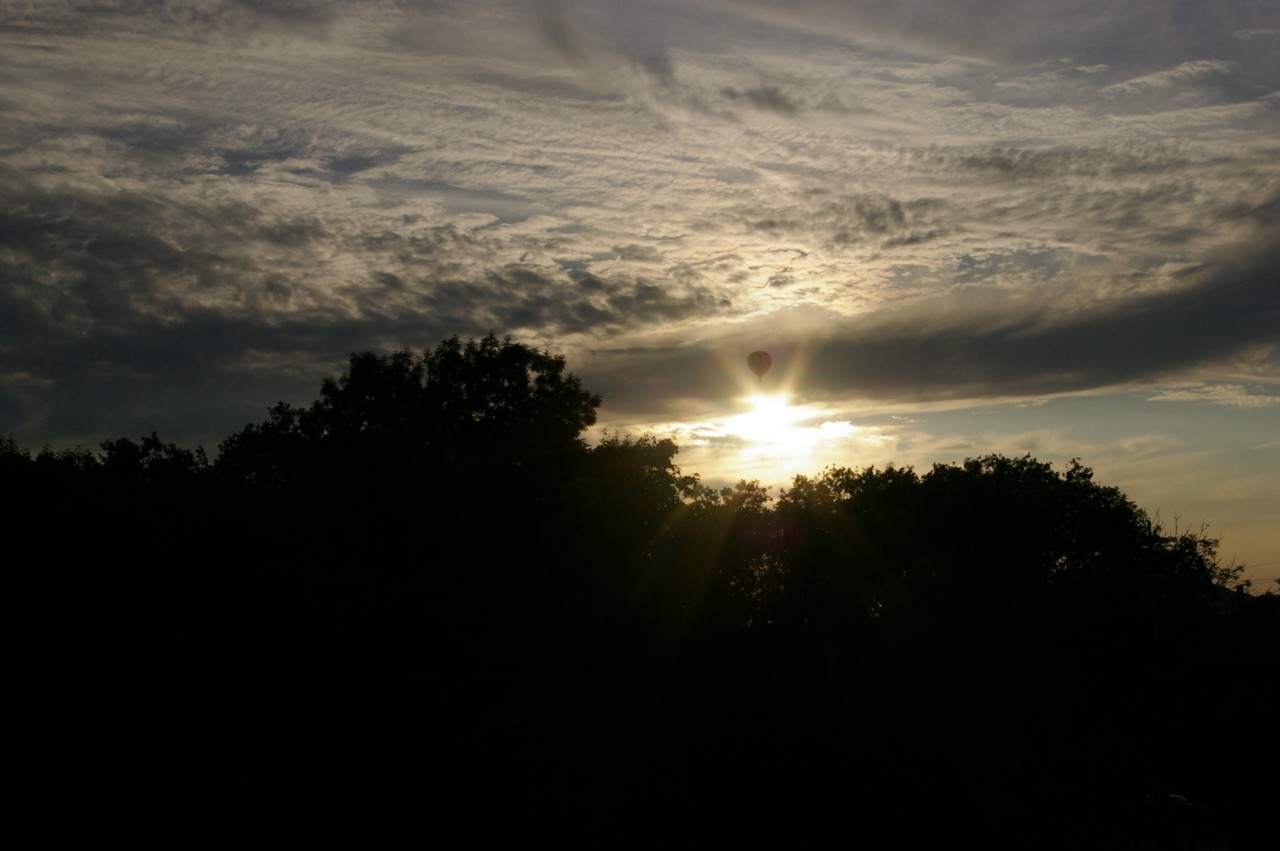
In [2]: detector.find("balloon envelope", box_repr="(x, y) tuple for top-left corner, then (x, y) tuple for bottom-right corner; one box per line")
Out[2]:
(747, 350), (772, 380)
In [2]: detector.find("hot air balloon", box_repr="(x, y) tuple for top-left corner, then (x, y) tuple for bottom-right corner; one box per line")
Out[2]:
(747, 350), (772, 381)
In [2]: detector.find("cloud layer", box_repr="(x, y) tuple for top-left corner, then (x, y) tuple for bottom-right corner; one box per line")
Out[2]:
(2, 0), (1278, 449)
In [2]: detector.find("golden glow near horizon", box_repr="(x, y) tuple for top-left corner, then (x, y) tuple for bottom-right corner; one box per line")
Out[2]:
(728, 394), (808, 442)
(674, 392), (891, 488)
(727, 393), (856, 476)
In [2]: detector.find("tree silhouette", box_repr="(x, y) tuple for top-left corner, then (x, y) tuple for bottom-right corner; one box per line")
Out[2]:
(217, 332), (601, 493)
(99, 432), (208, 487)
(16, 338), (1273, 847)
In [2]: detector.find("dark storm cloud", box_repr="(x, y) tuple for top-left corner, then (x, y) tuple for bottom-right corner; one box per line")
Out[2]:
(577, 342), (743, 417)
(0, 307), (467, 450)
(0, 166), (338, 440)
(585, 226), (1280, 414)
(0, 264), (737, 446)
(0, 200), (519, 445)
(0, 139), (736, 442)
(803, 230), (1280, 403)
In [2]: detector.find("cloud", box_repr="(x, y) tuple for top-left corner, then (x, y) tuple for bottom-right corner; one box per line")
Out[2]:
(3, 0), (1279, 458)
(1147, 385), (1280, 408)
(581, 225), (1280, 415)
(801, 229), (1280, 401)
(1099, 59), (1238, 100)
(722, 85), (801, 114)
(1234, 27), (1280, 41)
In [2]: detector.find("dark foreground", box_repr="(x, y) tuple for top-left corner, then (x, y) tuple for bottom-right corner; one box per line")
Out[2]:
(44, 507), (1276, 848)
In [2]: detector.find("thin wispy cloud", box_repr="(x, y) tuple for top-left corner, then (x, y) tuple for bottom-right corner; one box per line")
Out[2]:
(1148, 385), (1280, 409)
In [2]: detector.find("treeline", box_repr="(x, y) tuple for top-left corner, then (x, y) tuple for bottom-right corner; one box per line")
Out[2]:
(15, 334), (1277, 846)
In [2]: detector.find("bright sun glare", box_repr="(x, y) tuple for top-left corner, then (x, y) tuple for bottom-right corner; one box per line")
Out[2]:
(718, 393), (863, 481)
(728, 394), (810, 442)
(643, 376), (892, 490)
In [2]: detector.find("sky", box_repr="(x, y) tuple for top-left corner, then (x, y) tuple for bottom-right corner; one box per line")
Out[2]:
(2, 1), (1277, 584)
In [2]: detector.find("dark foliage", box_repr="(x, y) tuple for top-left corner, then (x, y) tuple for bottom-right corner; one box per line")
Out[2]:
(16, 337), (1276, 847)
(215, 333), (600, 494)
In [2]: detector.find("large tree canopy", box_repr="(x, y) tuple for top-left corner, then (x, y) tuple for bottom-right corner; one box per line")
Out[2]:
(215, 333), (601, 489)
(13, 334), (1275, 848)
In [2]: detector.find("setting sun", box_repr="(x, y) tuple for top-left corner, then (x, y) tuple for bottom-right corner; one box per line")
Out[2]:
(696, 393), (872, 484)
(727, 394), (808, 442)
